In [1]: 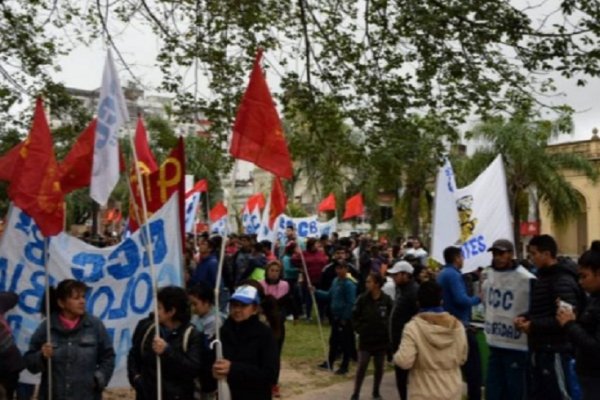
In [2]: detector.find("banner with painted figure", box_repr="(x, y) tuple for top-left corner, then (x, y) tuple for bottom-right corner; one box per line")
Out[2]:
(431, 158), (461, 265)
(433, 155), (513, 274)
(242, 205), (262, 234)
(184, 191), (201, 233)
(1, 194), (183, 388)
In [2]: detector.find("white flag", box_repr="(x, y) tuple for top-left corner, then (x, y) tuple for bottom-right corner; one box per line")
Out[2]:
(455, 155), (513, 273)
(257, 193), (277, 242)
(184, 192), (201, 233)
(210, 216), (230, 236)
(243, 205), (261, 234)
(91, 50), (130, 205)
(431, 157), (461, 264)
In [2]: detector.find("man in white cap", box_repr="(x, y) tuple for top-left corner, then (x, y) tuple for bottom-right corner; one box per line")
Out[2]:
(388, 261), (419, 400)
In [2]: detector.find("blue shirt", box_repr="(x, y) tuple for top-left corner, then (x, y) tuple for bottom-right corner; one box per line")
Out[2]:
(437, 264), (480, 325)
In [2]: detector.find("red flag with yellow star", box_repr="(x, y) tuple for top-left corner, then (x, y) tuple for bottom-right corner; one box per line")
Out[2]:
(229, 49), (293, 179)
(8, 98), (64, 236)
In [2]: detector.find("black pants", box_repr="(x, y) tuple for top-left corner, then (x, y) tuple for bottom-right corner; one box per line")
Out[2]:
(328, 319), (354, 370)
(394, 366), (409, 400)
(354, 350), (385, 396)
(530, 352), (577, 400)
(463, 328), (482, 400)
(0, 371), (19, 400)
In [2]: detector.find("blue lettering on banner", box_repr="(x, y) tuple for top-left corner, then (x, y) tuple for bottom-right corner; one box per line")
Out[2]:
(140, 220), (167, 267)
(107, 238), (140, 280)
(445, 166), (455, 193)
(87, 272), (153, 321)
(485, 321), (522, 340)
(72, 253), (105, 282)
(20, 271), (49, 314)
(461, 235), (487, 259)
(250, 215), (260, 233)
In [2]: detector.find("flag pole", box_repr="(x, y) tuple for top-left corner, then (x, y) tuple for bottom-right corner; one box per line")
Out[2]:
(128, 133), (163, 400)
(298, 249), (330, 370)
(210, 235), (232, 400)
(44, 237), (53, 400)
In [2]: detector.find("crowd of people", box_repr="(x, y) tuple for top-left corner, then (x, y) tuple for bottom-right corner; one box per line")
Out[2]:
(1, 229), (599, 400)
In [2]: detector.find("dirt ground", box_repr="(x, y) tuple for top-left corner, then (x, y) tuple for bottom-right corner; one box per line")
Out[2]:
(103, 360), (354, 399)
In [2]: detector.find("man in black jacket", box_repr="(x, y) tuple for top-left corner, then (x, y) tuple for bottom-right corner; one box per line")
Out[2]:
(388, 261), (419, 400)
(515, 234), (585, 400)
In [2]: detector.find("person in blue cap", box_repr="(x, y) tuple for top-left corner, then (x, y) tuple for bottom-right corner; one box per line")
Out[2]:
(213, 284), (279, 400)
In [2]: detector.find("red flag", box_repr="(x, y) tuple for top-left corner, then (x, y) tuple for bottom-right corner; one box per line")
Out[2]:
(129, 138), (185, 242)
(134, 116), (158, 173)
(185, 179), (208, 198)
(0, 141), (25, 182)
(269, 177), (287, 228)
(58, 119), (97, 194)
(343, 193), (364, 220)
(318, 193), (336, 212)
(209, 201), (228, 222)
(229, 50), (293, 179)
(8, 98), (64, 236)
(245, 192), (266, 211)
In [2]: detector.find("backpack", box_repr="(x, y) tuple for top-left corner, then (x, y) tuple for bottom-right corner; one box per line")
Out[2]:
(140, 323), (194, 355)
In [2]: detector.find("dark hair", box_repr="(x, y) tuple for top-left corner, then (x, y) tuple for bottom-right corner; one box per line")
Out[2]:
(43, 279), (88, 315)
(529, 234), (558, 258)
(260, 240), (272, 250)
(578, 241), (600, 272)
(157, 286), (191, 325)
(443, 246), (463, 264)
(209, 236), (222, 251)
(306, 238), (318, 251)
(418, 281), (443, 308)
(187, 282), (215, 305)
(368, 272), (385, 288)
(285, 224), (295, 231)
(265, 260), (283, 276)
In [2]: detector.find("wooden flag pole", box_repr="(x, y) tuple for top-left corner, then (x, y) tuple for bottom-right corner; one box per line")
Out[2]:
(128, 133), (163, 400)
(43, 237), (53, 400)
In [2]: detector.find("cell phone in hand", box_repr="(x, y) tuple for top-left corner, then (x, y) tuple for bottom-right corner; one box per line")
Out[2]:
(558, 300), (574, 312)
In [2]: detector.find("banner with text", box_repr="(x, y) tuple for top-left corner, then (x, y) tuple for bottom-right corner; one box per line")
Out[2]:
(0, 194), (183, 388)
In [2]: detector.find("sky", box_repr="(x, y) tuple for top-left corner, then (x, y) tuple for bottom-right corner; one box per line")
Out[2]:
(50, 3), (600, 148)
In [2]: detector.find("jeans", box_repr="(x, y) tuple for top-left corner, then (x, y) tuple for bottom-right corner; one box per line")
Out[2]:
(463, 328), (482, 400)
(485, 347), (528, 400)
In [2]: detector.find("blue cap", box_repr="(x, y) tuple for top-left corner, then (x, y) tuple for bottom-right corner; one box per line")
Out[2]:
(229, 285), (260, 305)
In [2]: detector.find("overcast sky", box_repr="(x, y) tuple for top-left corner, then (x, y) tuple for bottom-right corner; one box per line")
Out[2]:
(51, 4), (600, 147)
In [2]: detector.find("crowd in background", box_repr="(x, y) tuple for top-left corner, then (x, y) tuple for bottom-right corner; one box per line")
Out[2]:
(1, 228), (600, 400)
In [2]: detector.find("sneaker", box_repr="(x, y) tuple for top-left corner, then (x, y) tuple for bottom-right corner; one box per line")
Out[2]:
(317, 361), (331, 370)
(272, 384), (281, 398)
(372, 395), (382, 400)
(350, 394), (359, 400)
(334, 368), (348, 375)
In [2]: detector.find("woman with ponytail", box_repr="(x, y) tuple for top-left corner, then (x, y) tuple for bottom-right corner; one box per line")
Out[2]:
(557, 241), (600, 399)
(24, 279), (115, 400)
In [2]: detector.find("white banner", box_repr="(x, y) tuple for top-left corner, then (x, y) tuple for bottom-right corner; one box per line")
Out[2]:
(275, 214), (337, 240)
(91, 50), (130, 205)
(184, 192), (201, 233)
(456, 155), (513, 273)
(431, 158), (461, 265)
(242, 205), (261, 234)
(1, 194), (183, 388)
(210, 216), (230, 236)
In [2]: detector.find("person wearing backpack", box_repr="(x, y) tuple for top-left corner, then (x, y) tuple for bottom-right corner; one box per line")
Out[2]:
(128, 286), (203, 400)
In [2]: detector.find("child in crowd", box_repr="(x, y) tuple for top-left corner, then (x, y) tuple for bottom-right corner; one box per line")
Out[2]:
(394, 281), (467, 400)
(351, 273), (393, 400)
(315, 261), (357, 375)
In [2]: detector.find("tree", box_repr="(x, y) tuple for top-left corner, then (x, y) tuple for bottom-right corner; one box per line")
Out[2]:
(459, 97), (598, 253)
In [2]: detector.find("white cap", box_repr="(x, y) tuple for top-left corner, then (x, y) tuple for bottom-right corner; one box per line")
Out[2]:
(388, 261), (414, 275)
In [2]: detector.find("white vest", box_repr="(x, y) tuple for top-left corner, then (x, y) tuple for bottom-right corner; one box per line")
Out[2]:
(482, 265), (536, 351)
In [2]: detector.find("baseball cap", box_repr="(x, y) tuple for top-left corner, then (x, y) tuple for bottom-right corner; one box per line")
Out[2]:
(487, 239), (514, 253)
(229, 285), (260, 305)
(387, 261), (414, 275)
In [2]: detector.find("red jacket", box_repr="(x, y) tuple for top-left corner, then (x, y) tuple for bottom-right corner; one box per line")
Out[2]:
(292, 250), (328, 285)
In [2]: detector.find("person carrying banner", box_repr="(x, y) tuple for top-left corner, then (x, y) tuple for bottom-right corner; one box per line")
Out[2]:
(482, 239), (536, 400)
(24, 279), (115, 400)
(128, 286), (203, 400)
(0, 292), (25, 399)
(437, 246), (482, 400)
(213, 285), (279, 400)
(515, 234), (585, 400)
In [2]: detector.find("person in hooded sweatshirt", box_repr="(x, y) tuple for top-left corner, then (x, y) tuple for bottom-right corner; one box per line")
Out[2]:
(556, 241), (600, 400)
(394, 280), (468, 400)
(515, 234), (585, 400)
